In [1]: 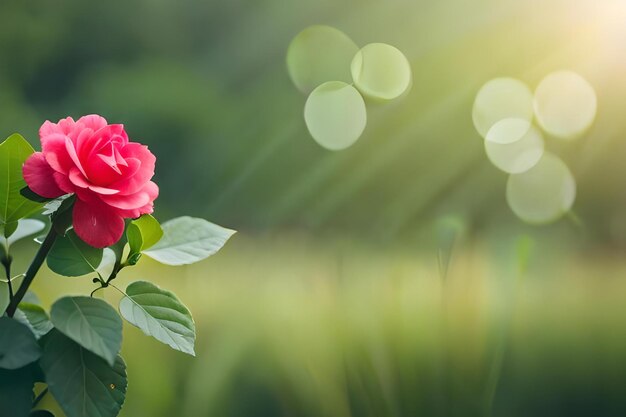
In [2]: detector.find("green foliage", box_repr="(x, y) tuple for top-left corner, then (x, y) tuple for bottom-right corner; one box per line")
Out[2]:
(0, 135), (43, 229)
(40, 330), (127, 417)
(47, 230), (103, 277)
(2, 220), (18, 239)
(0, 364), (39, 417)
(0, 317), (40, 370)
(119, 281), (195, 355)
(0, 125), (232, 417)
(144, 216), (235, 266)
(109, 231), (127, 263)
(0, 282), (8, 313)
(48, 196), (75, 236)
(96, 248), (116, 281)
(50, 297), (122, 366)
(13, 303), (53, 339)
(20, 186), (52, 203)
(29, 411), (55, 417)
(7, 219), (46, 246)
(0, 218), (45, 260)
(0, 212), (232, 417)
(126, 214), (162, 265)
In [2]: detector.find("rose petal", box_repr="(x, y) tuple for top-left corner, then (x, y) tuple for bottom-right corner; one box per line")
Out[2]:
(83, 149), (125, 186)
(39, 117), (76, 139)
(97, 143), (123, 175)
(106, 158), (140, 193)
(88, 185), (120, 195)
(53, 172), (75, 194)
(22, 153), (66, 198)
(72, 199), (125, 248)
(112, 144), (156, 195)
(42, 133), (74, 174)
(77, 114), (107, 132)
(69, 167), (89, 188)
(100, 180), (158, 211)
(74, 127), (96, 161)
(65, 137), (88, 177)
(85, 125), (128, 158)
(57, 117), (78, 138)
(75, 188), (100, 204)
(99, 188), (150, 210)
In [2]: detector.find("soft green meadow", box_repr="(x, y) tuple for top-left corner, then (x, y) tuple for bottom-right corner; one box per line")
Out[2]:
(19, 231), (625, 417)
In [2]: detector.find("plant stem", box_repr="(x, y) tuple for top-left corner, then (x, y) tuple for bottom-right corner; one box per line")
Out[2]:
(33, 387), (49, 407)
(5, 228), (57, 317)
(2, 254), (13, 300)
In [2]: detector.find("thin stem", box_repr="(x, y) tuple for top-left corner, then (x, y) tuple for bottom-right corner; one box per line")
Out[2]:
(105, 261), (129, 285)
(2, 255), (13, 300)
(5, 228), (58, 317)
(33, 387), (49, 407)
(90, 285), (106, 298)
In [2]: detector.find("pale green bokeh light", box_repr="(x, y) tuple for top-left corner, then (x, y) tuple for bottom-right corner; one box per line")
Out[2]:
(304, 81), (367, 151)
(350, 43), (412, 101)
(485, 118), (544, 174)
(287, 25), (359, 94)
(472, 78), (534, 138)
(506, 152), (576, 224)
(533, 70), (597, 140)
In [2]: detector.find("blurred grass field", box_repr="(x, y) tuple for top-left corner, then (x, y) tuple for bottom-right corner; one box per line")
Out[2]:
(15, 229), (625, 417)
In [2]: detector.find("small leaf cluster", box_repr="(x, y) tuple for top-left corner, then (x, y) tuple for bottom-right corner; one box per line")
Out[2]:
(0, 134), (235, 417)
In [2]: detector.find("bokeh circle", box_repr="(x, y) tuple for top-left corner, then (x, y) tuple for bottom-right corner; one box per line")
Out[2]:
(350, 43), (412, 101)
(304, 81), (367, 150)
(506, 152), (576, 224)
(287, 25), (359, 94)
(473, 78), (534, 138)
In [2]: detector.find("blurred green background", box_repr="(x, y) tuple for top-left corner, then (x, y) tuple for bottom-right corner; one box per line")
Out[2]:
(2, 0), (626, 416)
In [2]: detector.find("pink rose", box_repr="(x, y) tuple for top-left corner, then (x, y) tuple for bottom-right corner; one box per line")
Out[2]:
(23, 115), (158, 248)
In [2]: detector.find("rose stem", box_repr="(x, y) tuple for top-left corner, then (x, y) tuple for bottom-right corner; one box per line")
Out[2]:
(2, 254), (13, 299)
(5, 228), (57, 317)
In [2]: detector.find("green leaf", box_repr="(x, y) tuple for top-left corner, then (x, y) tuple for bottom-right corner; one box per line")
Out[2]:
(2, 220), (18, 239)
(127, 252), (141, 265)
(30, 411), (55, 417)
(40, 330), (127, 417)
(50, 196), (75, 236)
(47, 230), (103, 277)
(14, 303), (53, 339)
(50, 296), (122, 366)
(143, 216), (235, 265)
(0, 316), (41, 369)
(6, 218), (46, 246)
(0, 364), (39, 417)
(127, 214), (162, 258)
(0, 134), (44, 226)
(20, 186), (52, 203)
(96, 248), (116, 281)
(42, 194), (71, 216)
(119, 281), (196, 355)
(22, 290), (41, 305)
(0, 281), (8, 314)
(109, 228), (127, 262)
